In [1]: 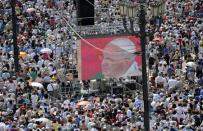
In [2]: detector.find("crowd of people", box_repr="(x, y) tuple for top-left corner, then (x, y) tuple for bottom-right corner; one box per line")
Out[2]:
(0, 0), (203, 130)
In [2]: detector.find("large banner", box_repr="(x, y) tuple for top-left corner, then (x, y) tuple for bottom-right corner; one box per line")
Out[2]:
(78, 36), (142, 80)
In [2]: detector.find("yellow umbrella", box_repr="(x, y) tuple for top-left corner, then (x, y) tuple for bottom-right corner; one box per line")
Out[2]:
(19, 52), (27, 58)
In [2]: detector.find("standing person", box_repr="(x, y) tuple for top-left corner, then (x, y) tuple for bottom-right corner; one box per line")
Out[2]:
(29, 68), (37, 82)
(6, 79), (16, 92)
(155, 72), (165, 89)
(40, 94), (50, 116)
(198, 41), (203, 60)
(47, 80), (54, 96)
(43, 74), (51, 89)
(149, 45), (157, 69)
(167, 64), (175, 78)
(31, 91), (39, 110)
(194, 36), (199, 55)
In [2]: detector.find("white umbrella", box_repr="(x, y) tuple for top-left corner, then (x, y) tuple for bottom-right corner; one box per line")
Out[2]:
(40, 48), (52, 54)
(26, 8), (36, 13)
(77, 101), (90, 106)
(31, 82), (43, 88)
(186, 62), (196, 68)
(35, 118), (50, 123)
(34, 118), (52, 127)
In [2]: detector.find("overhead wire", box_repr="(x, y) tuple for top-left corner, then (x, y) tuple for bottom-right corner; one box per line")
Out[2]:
(56, 12), (137, 55)
(85, 0), (95, 7)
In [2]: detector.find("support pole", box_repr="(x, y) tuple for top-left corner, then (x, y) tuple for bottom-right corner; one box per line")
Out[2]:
(11, 0), (19, 73)
(122, 17), (130, 33)
(139, 1), (150, 131)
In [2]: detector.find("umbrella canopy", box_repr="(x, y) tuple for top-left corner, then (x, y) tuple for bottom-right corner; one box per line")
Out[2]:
(34, 118), (52, 127)
(26, 8), (36, 13)
(19, 52), (27, 58)
(186, 62), (196, 69)
(35, 118), (50, 123)
(40, 48), (52, 54)
(30, 82), (43, 88)
(77, 101), (90, 106)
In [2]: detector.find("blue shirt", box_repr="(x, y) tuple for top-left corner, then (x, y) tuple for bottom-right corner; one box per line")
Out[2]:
(163, 47), (169, 55)
(194, 39), (199, 48)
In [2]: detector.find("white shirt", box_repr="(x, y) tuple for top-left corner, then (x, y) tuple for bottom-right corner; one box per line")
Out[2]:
(47, 83), (54, 92)
(37, 59), (44, 67)
(90, 128), (98, 131)
(43, 76), (51, 83)
(0, 122), (6, 131)
(7, 82), (16, 92)
(153, 94), (161, 102)
(155, 76), (164, 84)
(134, 98), (143, 109)
(127, 109), (132, 118)
(175, 106), (185, 115)
(31, 94), (38, 103)
(168, 78), (178, 88)
(163, 77), (169, 88)
(198, 47), (203, 59)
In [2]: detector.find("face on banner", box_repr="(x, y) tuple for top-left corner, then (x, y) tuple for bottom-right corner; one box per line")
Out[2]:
(78, 36), (142, 80)
(102, 38), (140, 78)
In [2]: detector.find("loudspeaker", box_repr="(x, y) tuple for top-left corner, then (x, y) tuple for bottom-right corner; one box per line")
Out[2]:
(77, 0), (94, 26)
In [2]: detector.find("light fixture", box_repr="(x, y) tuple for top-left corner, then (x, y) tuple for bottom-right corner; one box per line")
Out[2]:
(149, 0), (166, 17)
(128, 6), (134, 18)
(119, 3), (128, 16)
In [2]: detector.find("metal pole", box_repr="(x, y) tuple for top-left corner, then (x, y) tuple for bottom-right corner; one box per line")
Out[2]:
(11, 0), (19, 73)
(122, 17), (130, 33)
(139, 1), (150, 131)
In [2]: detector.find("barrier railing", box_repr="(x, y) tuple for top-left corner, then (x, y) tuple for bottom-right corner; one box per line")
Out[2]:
(74, 24), (125, 36)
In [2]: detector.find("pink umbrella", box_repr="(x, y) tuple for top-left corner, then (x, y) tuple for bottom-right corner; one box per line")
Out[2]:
(77, 101), (90, 106)
(26, 8), (36, 13)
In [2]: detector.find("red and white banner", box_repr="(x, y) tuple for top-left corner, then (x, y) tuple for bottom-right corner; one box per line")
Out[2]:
(78, 35), (142, 80)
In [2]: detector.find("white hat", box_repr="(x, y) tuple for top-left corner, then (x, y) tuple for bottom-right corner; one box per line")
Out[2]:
(118, 110), (121, 112)
(91, 122), (96, 126)
(27, 123), (34, 129)
(102, 125), (107, 129)
(101, 118), (106, 122)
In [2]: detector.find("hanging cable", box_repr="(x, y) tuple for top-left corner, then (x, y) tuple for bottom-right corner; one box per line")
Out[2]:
(57, 12), (137, 54)
(85, 0), (95, 7)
